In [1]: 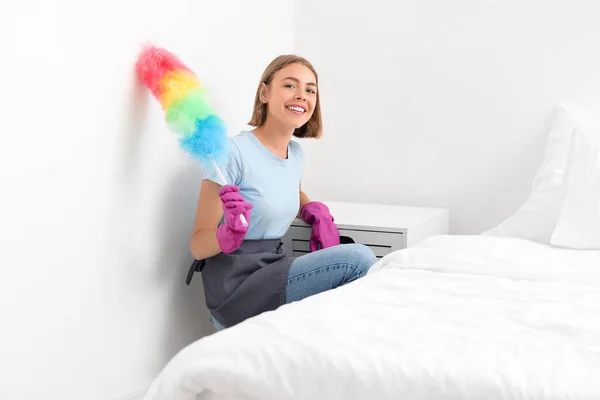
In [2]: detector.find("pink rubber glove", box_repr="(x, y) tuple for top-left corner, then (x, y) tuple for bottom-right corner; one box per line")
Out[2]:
(216, 185), (253, 254)
(299, 201), (340, 252)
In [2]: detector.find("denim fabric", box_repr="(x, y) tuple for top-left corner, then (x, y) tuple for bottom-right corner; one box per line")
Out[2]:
(284, 243), (376, 303)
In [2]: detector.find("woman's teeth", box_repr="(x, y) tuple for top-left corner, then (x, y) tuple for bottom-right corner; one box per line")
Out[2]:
(287, 106), (305, 113)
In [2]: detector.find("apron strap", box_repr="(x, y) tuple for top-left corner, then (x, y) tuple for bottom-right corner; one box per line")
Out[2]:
(186, 259), (206, 285)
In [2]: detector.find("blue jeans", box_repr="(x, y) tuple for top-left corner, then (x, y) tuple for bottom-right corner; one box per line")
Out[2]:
(209, 243), (376, 331)
(285, 243), (376, 303)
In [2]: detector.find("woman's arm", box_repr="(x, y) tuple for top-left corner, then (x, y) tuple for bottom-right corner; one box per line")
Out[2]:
(190, 180), (225, 260)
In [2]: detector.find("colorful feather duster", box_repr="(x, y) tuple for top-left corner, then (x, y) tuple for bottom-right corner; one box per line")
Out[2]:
(134, 44), (229, 170)
(135, 44), (247, 225)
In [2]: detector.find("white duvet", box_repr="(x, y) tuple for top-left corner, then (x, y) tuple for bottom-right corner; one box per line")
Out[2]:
(145, 235), (600, 400)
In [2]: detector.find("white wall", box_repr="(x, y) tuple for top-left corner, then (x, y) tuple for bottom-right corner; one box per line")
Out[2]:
(0, 1), (294, 399)
(295, 0), (600, 234)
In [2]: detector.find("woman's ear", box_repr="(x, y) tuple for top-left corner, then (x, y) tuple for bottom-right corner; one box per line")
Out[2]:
(259, 83), (269, 103)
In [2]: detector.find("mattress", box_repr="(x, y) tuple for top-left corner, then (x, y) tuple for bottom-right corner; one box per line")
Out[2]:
(144, 235), (600, 400)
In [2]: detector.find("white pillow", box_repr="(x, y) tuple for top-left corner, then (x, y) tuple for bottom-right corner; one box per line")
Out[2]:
(550, 125), (600, 249)
(481, 103), (581, 243)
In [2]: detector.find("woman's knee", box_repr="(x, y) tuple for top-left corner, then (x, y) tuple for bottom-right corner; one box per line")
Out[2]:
(344, 243), (377, 276)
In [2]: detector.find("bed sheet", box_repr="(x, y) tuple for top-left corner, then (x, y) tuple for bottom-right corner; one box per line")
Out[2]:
(145, 235), (600, 400)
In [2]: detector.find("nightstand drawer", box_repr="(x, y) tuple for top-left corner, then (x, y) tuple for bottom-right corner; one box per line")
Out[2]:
(288, 225), (401, 245)
(285, 225), (404, 258)
(338, 228), (398, 247)
(292, 239), (392, 258)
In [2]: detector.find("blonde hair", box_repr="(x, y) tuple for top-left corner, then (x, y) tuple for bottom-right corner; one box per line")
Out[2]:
(248, 55), (322, 139)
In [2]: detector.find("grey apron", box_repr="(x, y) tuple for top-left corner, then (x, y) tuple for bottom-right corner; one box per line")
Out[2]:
(187, 239), (295, 328)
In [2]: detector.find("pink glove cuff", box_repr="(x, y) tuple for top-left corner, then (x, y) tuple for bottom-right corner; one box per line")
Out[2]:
(300, 201), (339, 252)
(216, 224), (246, 254)
(300, 201), (334, 224)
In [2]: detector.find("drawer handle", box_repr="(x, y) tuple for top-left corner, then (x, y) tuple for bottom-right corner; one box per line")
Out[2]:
(340, 235), (355, 244)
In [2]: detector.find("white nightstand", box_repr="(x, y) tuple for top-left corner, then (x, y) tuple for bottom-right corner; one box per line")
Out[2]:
(283, 202), (449, 259)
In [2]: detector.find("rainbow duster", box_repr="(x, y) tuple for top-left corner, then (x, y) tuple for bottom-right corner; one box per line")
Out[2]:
(135, 44), (247, 226)
(134, 44), (229, 171)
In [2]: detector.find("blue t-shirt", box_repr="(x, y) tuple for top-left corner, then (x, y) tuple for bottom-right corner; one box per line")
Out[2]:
(202, 130), (304, 239)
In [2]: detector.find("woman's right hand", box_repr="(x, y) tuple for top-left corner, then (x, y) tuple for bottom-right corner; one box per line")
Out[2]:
(216, 185), (253, 253)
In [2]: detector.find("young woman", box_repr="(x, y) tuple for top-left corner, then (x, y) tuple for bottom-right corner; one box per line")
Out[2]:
(190, 55), (376, 330)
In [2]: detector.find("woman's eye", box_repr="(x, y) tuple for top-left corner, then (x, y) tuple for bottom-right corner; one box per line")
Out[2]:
(285, 84), (295, 89)
(307, 89), (316, 94)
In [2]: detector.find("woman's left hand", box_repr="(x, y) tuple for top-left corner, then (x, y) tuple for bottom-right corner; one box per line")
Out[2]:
(299, 201), (340, 252)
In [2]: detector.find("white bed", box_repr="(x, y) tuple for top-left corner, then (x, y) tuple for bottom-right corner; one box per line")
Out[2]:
(144, 235), (600, 400)
(145, 102), (600, 400)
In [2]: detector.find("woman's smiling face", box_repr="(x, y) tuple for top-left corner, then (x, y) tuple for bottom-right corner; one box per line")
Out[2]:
(261, 62), (318, 130)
